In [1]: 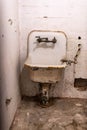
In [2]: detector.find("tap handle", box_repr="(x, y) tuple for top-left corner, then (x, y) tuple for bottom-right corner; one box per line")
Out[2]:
(35, 36), (57, 44)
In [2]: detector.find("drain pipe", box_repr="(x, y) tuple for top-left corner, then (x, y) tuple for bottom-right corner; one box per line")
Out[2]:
(39, 83), (51, 107)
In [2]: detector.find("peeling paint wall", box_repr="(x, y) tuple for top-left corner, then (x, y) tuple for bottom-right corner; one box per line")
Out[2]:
(19, 0), (87, 98)
(0, 0), (20, 130)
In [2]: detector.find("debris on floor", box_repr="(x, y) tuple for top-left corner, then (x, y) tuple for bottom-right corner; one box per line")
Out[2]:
(10, 97), (87, 130)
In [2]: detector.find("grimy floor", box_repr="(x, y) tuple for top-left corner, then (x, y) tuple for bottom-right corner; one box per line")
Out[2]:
(11, 97), (87, 130)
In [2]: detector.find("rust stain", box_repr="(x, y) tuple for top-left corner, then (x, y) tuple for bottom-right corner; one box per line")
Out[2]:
(25, 64), (66, 69)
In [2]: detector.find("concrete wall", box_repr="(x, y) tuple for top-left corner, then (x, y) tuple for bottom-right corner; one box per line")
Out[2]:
(0, 0), (20, 130)
(19, 0), (87, 98)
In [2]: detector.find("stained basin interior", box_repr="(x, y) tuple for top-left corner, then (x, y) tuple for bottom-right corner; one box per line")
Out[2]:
(24, 58), (67, 68)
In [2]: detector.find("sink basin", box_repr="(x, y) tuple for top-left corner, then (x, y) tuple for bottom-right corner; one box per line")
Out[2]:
(25, 30), (67, 83)
(25, 60), (66, 83)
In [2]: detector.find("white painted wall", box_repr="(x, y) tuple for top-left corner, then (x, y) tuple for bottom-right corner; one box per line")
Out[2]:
(19, 0), (87, 98)
(0, 0), (20, 130)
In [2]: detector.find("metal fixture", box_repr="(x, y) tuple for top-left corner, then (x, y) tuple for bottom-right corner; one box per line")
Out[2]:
(61, 44), (81, 65)
(74, 44), (81, 63)
(36, 36), (57, 44)
(39, 83), (50, 107)
(61, 59), (77, 65)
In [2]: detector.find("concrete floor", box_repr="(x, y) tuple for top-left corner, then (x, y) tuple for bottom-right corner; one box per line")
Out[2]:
(11, 97), (87, 130)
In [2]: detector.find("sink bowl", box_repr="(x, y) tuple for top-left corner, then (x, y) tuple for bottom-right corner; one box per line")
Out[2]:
(24, 60), (66, 83)
(24, 30), (67, 83)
